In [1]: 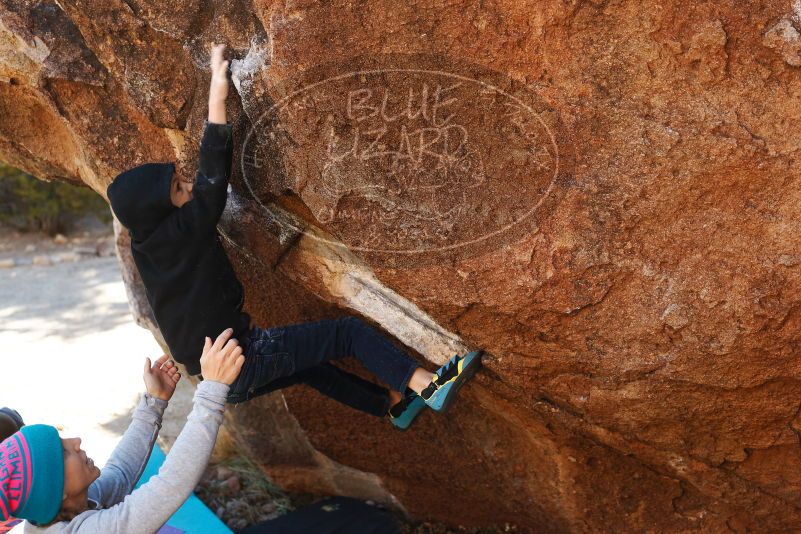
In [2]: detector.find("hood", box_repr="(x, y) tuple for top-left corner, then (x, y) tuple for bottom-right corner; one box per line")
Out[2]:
(107, 162), (175, 241)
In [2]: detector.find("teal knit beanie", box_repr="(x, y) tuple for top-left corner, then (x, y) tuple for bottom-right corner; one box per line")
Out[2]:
(0, 424), (64, 525)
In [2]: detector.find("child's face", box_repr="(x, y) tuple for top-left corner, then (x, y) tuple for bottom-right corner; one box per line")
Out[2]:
(170, 174), (194, 208)
(61, 437), (100, 510)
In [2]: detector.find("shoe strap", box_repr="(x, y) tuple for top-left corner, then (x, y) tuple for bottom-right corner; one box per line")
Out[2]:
(420, 381), (439, 400)
(388, 397), (409, 418)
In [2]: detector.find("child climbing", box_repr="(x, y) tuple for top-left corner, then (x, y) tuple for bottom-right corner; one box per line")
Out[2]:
(107, 43), (482, 430)
(0, 329), (244, 533)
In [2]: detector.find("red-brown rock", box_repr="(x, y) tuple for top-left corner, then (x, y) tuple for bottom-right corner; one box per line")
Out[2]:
(2, 1), (801, 531)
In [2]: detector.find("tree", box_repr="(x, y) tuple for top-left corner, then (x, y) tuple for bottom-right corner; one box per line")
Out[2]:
(0, 163), (110, 235)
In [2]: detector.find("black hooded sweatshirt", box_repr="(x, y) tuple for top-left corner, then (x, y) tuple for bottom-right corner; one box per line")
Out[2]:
(107, 121), (250, 375)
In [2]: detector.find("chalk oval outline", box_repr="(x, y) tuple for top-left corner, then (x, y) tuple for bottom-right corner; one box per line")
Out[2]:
(240, 64), (560, 255)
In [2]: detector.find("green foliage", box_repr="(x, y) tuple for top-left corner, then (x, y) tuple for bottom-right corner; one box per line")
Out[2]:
(0, 163), (110, 235)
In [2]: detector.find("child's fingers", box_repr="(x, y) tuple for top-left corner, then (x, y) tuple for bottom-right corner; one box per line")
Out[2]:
(144, 357), (152, 373)
(231, 346), (243, 358)
(172, 372), (181, 383)
(203, 336), (212, 352)
(153, 354), (171, 368)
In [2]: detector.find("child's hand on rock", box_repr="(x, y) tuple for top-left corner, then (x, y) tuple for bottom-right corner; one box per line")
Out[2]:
(143, 354), (181, 401)
(209, 43), (229, 105)
(200, 328), (245, 385)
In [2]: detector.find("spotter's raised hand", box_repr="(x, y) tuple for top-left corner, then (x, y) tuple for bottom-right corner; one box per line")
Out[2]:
(143, 354), (181, 401)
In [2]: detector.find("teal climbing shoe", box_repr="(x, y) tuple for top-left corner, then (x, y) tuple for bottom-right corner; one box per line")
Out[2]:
(388, 393), (426, 431)
(420, 351), (483, 413)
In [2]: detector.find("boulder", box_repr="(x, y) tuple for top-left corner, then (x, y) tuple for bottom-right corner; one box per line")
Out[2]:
(3, 0), (801, 531)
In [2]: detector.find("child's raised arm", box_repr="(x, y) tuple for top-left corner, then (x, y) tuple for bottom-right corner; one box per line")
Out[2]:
(161, 44), (233, 239)
(199, 42), (232, 185)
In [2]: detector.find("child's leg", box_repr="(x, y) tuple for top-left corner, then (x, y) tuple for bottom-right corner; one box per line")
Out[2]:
(245, 363), (392, 417)
(277, 316), (433, 394)
(301, 363), (393, 416)
(227, 333), (392, 415)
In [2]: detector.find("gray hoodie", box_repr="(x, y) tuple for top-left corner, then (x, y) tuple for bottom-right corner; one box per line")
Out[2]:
(13, 380), (229, 534)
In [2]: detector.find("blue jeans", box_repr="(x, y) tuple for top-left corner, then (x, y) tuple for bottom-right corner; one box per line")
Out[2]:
(227, 317), (420, 415)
